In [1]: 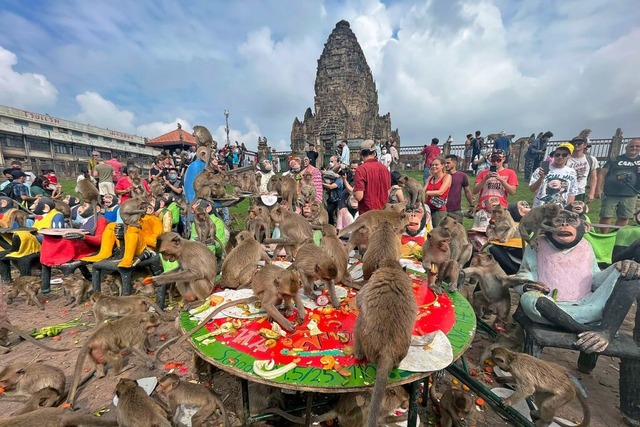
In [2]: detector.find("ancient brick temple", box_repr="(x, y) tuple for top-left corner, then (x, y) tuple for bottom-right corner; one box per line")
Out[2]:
(291, 20), (399, 162)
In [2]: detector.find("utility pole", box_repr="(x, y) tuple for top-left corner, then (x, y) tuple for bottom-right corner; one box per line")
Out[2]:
(224, 110), (230, 146)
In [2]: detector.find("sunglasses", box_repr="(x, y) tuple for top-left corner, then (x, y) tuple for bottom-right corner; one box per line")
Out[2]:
(553, 152), (569, 158)
(490, 158), (503, 163)
(573, 141), (585, 146)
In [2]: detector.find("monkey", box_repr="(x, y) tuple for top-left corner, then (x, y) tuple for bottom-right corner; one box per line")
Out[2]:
(353, 259), (417, 427)
(308, 201), (329, 228)
(193, 203), (224, 251)
(192, 125), (217, 170)
(319, 224), (352, 286)
(300, 172), (317, 203)
(237, 171), (258, 194)
(193, 169), (223, 200)
(310, 387), (410, 427)
(11, 387), (61, 416)
(398, 175), (424, 209)
(76, 178), (100, 232)
(462, 252), (511, 323)
(53, 200), (70, 223)
(491, 347), (590, 427)
(231, 383), (304, 425)
(155, 373), (229, 427)
(0, 363), (65, 400)
(217, 230), (271, 290)
(119, 197), (148, 228)
(61, 276), (91, 307)
(438, 216), (473, 266)
(478, 319), (524, 365)
(66, 312), (161, 405)
(149, 232), (216, 303)
(156, 264), (305, 362)
(263, 205), (314, 260)
(345, 223), (370, 257)
(115, 378), (171, 427)
(291, 240), (341, 307)
(127, 167), (148, 201)
(246, 204), (271, 242)
(278, 175), (298, 211)
(485, 204), (520, 243)
(5, 276), (43, 310)
(338, 209), (408, 255)
(267, 174), (281, 193)
(149, 179), (165, 198)
(519, 203), (562, 250)
(436, 387), (475, 427)
(421, 228), (460, 295)
(361, 221), (402, 282)
(383, 201), (408, 213)
(0, 320), (69, 353)
(90, 291), (168, 324)
(0, 407), (118, 427)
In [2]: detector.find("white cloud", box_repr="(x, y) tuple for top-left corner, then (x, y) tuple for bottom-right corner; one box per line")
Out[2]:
(0, 45), (58, 108)
(212, 117), (263, 151)
(137, 119), (193, 138)
(75, 91), (135, 132)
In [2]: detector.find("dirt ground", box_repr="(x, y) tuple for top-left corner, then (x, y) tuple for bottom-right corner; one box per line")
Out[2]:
(0, 267), (636, 427)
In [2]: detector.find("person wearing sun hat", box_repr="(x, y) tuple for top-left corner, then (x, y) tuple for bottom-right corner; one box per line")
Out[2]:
(529, 142), (578, 207)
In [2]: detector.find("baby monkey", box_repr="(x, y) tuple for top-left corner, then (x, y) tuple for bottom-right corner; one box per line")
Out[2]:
(155, 373), (229, 427)
(492, 347), (590, 427)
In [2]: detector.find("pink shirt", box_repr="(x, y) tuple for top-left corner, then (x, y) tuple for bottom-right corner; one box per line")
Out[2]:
(105, 158), (123, 182)
(537, 238), (594, 302)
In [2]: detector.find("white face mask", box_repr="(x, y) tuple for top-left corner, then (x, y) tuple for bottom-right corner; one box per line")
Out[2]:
(329, 162), (335, 168)
(382, 150), (387, 154)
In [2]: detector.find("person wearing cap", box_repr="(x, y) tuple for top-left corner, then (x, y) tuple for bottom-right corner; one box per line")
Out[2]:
(567, 137), (598, 203)
(0, 169), (16, 191)
(472, 149), (518, 213)
(9, 170), (36, 205)
(596, 138), (640, 232)
(353, 139), (391, 214)
(421, 138), (441, 184)
(10, 161), (35, 189)
(493, 131), (511, 166)
(529, 142), (578, 208)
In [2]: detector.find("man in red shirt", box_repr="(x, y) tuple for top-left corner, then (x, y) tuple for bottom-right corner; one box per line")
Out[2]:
(115, 166), (150, 203)
(421, 138), (441, 184)
(353, 140), (390, 214)
(105, 154), (123, 183)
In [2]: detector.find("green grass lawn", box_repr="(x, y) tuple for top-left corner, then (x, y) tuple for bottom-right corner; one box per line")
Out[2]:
(60, 170), (601, 229)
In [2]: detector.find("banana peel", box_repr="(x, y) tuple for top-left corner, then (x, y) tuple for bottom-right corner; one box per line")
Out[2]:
(253, 359), (297, 379)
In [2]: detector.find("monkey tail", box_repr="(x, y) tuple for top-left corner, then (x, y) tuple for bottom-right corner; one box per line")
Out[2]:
(0, 322), (69, 352)
(262, 407), (306, 424)
(366, 355), (394, 427)
(309, 408), (338, 424)
(141, 297), (171, 321)
(61, 414), (119, 426)
(67, 345), (91, 406)
(553, 380), (590, 427)
(90, 201), (98, 233)
(157, 297), (258, 361)
(209, 391), (231, 427)
(337, 221), (364, 239)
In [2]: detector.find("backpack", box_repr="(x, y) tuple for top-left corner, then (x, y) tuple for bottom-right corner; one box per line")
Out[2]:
(0, 181), (16, 200)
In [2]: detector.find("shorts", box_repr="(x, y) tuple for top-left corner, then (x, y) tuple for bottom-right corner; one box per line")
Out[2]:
(600, 195), (636, 219)
(98, 181), (115, 196)
(464, 149), (472, 159)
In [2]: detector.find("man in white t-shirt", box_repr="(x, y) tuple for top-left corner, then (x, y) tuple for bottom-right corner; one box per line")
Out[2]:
(379, 147), (392, 170)
(529, 142), (578, 207)
(566, 136), (598, 203)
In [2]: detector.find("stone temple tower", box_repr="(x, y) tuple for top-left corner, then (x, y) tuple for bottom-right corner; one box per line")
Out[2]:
(291, 20), (399, 162)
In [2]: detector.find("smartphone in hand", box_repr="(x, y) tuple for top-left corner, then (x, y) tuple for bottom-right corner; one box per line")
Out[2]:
(489, 165), (497, 173)
(541, 161), (550, 174)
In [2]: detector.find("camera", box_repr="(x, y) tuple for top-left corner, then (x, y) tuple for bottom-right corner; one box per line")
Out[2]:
(617, 172), (633, 183)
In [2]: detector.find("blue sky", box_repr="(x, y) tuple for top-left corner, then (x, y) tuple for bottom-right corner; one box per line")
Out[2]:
(1, 0), (639, 150)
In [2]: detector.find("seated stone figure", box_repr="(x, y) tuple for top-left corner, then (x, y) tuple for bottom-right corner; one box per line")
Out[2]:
(515, 209), (640, 353)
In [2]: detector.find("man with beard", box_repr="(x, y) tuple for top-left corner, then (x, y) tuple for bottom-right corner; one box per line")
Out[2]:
(515, 209), (640, 352)
(399, 204), (433, 260)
